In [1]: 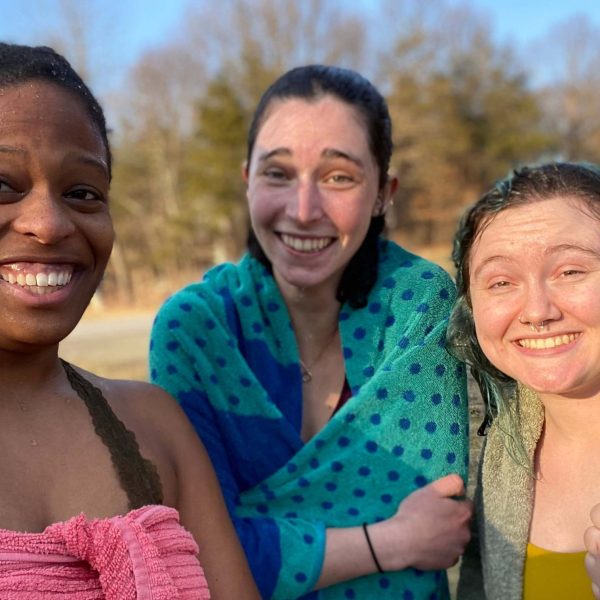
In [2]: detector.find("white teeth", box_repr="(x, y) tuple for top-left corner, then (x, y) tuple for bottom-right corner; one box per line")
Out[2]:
(518, 334), (578, 349)
(0, 268), (73, 289)
(281, 234), (332, 252)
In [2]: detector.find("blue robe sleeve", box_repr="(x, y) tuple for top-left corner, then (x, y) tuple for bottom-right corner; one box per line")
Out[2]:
(149, 294), (325, 599)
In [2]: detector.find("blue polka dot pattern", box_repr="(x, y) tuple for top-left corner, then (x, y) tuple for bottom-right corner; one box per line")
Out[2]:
(365, 441), (378, 453)
(353, 327), (367, 340)
(148, 240), (468, 599)
(376, 388), (388, 400)
(425, 422), (437, 433)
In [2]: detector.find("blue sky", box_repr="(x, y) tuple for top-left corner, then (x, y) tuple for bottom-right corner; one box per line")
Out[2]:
(0, 0), (598, 91)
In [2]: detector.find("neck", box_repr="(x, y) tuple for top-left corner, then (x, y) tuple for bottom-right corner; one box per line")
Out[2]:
(0, 345), (64, 393)
(275, 274), (341, 357)
(541, 392), (600, 446)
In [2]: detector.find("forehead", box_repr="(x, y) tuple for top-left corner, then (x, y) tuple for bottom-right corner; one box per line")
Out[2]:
(255, 95), (369, 150)
(469, 196), (600, 268)
(0, 80), (105, 154)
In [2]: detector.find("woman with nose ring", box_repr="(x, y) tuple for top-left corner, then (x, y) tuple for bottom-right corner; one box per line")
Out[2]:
(447, 162), (600, 599)
(150, 65), (471, 599)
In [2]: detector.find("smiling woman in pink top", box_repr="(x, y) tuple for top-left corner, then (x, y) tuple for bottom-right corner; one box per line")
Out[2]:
(0, 43), (259, 599)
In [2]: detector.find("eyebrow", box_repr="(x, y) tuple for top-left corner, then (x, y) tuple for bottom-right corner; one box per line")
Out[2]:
(64, 152), (109, 177)
(0, 145), (108, 178)
(0, 145), (26, 156)
(256, 147), (365, 169)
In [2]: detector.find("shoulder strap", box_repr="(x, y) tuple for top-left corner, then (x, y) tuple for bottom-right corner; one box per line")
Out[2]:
(61, 360), (163, 508)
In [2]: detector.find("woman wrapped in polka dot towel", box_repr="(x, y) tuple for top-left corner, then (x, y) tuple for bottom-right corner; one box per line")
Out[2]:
(150, 65), (472, 600)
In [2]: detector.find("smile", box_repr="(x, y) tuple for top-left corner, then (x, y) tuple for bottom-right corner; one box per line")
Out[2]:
(517, 333), (579, 349)
(0, 263), (74, 296)
(280, 233), (334, 253)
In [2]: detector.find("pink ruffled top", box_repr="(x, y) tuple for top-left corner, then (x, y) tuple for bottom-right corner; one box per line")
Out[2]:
(0, 505), (210, 599)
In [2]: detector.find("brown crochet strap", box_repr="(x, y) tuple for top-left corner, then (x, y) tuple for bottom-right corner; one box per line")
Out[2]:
(61, 360), (163, 508)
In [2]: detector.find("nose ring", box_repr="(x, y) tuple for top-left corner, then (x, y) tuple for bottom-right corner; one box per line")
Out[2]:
(519, 315), (547, 332)
(530, 321), (546, 332)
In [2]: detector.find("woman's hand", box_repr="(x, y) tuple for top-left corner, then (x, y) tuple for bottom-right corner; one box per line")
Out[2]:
(369, 473), (473, 571)
(584, 503), (600, 599)
(315, 474), (471, 589)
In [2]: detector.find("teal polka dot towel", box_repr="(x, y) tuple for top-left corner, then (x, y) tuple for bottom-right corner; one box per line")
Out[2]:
(150, 239), (469, 599)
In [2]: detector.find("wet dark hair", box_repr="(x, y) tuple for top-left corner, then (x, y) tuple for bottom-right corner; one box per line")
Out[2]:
(246, 65), (393, 308)
(0, 43), (111, 178)
(447, 162), (600, 458)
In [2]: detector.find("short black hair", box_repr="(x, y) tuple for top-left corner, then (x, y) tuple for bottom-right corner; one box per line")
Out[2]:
(0, 43), (111, 178)
(246, 65), (393, 308)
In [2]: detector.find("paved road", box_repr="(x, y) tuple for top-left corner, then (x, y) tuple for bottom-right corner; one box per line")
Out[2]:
(59, 311), (155, 380)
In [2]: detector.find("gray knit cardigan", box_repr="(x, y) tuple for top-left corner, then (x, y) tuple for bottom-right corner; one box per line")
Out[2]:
(457, 386), (544, 600)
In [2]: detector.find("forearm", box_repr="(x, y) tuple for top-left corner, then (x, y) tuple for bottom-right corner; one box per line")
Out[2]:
(314, 522), (411, 590)
(314, 526), (379, 589)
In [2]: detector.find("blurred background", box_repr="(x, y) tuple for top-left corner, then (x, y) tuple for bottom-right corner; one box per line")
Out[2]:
(2, 0), (599, 377)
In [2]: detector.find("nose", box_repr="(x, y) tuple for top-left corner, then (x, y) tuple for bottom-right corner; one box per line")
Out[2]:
(519, 280), (562, 327)
(12, 188), (76, 244)
(287, 179), (323, 223)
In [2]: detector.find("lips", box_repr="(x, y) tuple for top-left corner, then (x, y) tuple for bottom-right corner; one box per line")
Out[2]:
(0, 262), (74, 295)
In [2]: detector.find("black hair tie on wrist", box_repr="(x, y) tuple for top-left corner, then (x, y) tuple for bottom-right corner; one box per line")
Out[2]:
(362, 522), (384, 573)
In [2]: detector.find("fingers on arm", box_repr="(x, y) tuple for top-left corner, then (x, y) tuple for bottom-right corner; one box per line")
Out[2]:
(426, 473), (467, 498)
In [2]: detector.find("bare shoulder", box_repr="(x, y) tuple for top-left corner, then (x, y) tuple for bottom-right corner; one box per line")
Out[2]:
(69, 366), (200, 504)
(72, 366), (185, 427)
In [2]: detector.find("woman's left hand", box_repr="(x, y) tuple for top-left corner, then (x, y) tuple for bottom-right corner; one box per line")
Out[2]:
(583, 503), (600, 599)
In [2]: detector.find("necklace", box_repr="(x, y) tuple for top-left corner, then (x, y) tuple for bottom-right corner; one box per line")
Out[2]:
(299, 329), (339, 383)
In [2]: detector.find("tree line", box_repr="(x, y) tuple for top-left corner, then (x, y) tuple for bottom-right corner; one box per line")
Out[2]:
(40, 0), (600, 303)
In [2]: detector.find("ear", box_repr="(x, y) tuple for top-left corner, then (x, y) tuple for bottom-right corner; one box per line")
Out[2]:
(372, 176), (398, 217)
(242, 161), (249, 184)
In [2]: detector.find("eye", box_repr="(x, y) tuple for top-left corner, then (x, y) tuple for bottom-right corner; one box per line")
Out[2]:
(64, 186), (106, 203)
(489, 280), (511, 289)
(0, 178), (23, 203)
(561, 269), (584, 277)
(324, 172), (355, 185)
(263, 167), (288, 181)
